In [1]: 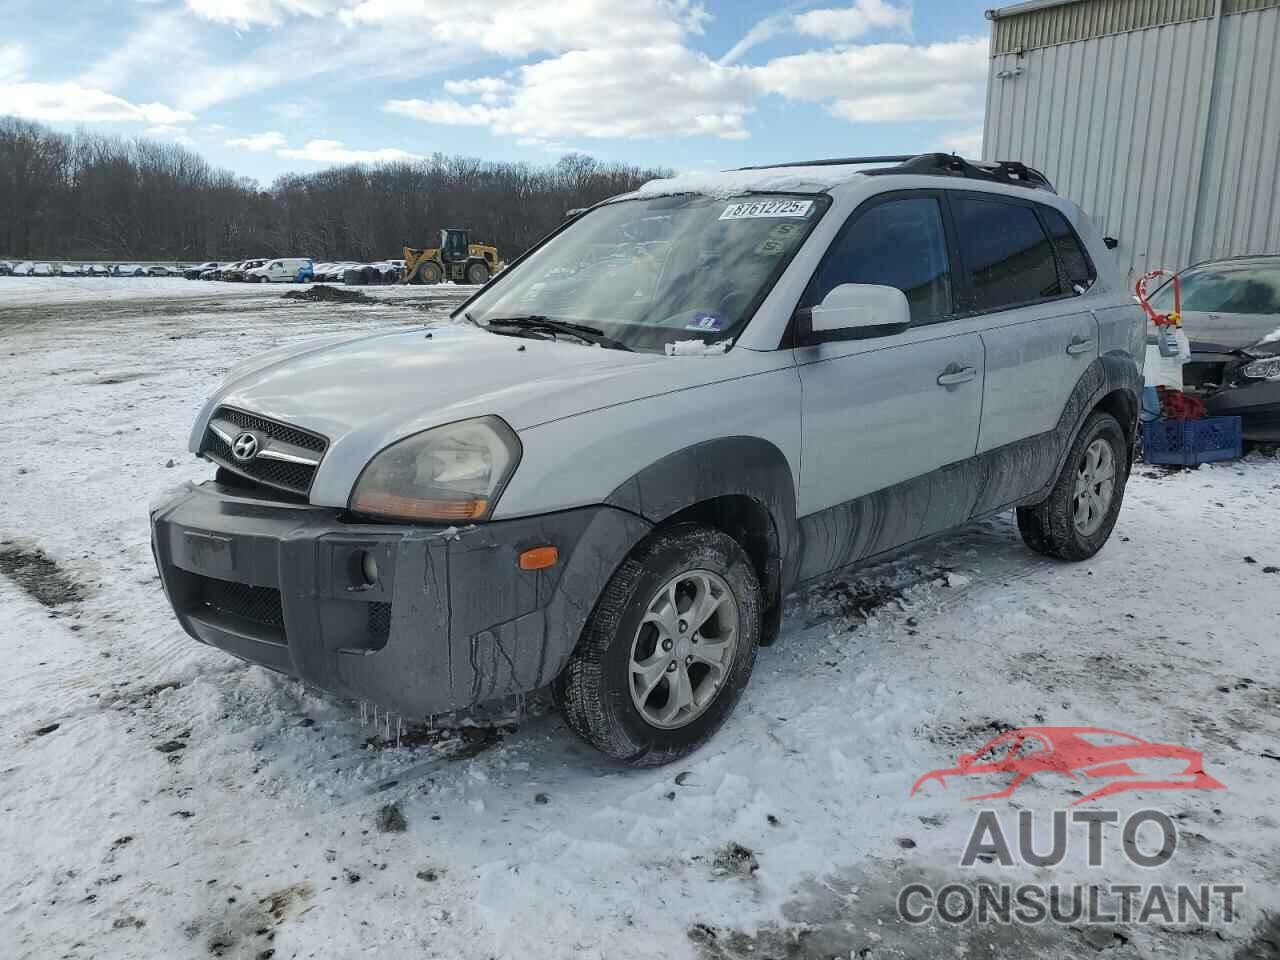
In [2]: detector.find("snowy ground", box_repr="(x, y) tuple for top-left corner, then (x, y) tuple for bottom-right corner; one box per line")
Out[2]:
(0, 276), (478, 307)
(2, 282), (1278, 960)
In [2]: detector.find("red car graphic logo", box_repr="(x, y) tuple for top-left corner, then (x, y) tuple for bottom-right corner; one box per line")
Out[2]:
(911, 726), (1226, 806)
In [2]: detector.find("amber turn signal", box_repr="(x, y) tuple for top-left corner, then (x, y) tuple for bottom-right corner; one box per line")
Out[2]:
(518, 545), (559, 571)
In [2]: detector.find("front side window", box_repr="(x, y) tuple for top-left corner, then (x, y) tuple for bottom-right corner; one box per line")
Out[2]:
(953, 196), (1061, 313)
(459, 193), (828, 353)
(1151, 263), (1280, 315)
(805, 196), (952, 325)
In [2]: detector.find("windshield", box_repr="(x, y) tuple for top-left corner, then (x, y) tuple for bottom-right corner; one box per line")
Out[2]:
(458, 193), (828, 353)
(1151, 263), (1280, 315)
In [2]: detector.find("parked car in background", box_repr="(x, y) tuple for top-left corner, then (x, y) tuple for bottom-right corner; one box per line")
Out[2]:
(246, 258), (313, 283)
(12, 261), (34, 276)
(1151, 255), (1280, 442)
(315, 262), (356, 282)
(150, 153), (1145, 765)
(223, 259), (267, 282)
(113, 264), (145, 277)
(85, 264), (111, 277)
(0, 261), (12, 276)
(201, 262), (235, 280)
(344, 261), (402, 285)
(32, 263), (57, 277)
(145, 265), (177, 277)
(185, 261), (222, 279)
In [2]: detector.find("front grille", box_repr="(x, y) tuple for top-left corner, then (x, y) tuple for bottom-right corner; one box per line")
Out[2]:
(199, 577), (284, 628)
(216, 407), (326, 453)
(201, 406), (327, 496)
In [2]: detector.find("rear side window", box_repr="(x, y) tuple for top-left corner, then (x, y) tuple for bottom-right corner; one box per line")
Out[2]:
(807, 196), (953, 325)
(1040, 206), (1095, 291)
(953, 197), (1060, 312)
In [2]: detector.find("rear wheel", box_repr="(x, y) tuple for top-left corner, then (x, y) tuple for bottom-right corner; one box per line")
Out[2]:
(554, 525), (761, 766)
(1017, 411), (1129, 560)
(465, 260), (490, 285)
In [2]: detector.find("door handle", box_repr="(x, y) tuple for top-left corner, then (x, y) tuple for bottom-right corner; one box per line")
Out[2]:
(1066, 337), (1094, 355)
(937, 365), (978, 387)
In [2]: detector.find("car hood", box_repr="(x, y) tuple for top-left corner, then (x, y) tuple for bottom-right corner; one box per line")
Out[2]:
(1183, 310), (1280, 355)
(190, 323), (776, 505)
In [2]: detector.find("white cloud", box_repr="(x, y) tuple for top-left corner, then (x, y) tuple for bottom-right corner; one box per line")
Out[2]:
(276, 138), (425, 164)
(937, 126), (985, 158)
(0, 42), (27, 82)
(388, 44), (755, 141)
(721, 1), (910, 65)
(0, 82), (194, 125)
(793, 0), (912, 41)
(80, 12), (197, 92)
(753, 38), (989, 122)
(385, 98), (495, 127)
(226, 130), (289, 151)
(442, 76), (511, 103)
(341, 0), (706, 57)
(184, 0), (345, 29)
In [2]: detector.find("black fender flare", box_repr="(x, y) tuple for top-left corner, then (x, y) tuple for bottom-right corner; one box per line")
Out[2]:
(603, 436), (801, 605)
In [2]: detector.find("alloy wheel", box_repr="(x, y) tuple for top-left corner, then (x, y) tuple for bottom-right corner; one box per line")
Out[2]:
(628, 569), (739, 729)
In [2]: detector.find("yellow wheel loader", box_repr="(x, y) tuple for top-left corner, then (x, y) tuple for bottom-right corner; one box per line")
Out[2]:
(403, 229), (502, 285)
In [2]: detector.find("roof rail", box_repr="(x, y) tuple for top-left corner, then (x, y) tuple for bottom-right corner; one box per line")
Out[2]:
(736, 152), (1056, 193)
(736, 156), (915, 170)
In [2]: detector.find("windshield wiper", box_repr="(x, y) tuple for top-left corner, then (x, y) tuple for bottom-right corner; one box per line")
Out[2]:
(485, 315), (633, 352)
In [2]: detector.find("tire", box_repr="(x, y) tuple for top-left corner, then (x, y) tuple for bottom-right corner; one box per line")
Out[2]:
(554, 524), (762, 766)
(415, 261), (443, 284)
(465, 261), (490, 285)
(1016, 411), (1129, 561)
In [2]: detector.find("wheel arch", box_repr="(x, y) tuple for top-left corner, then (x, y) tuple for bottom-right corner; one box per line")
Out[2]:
(603, 436), (800, 638)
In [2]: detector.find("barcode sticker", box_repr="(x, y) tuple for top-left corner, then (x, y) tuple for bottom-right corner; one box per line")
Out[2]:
(719, 199), (814, 221)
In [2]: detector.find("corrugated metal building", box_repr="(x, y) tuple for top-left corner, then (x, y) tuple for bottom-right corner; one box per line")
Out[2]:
(983, 0), (1280, 279)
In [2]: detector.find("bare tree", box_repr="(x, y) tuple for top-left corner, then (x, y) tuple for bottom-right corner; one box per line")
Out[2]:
(0, 117), (669, 262)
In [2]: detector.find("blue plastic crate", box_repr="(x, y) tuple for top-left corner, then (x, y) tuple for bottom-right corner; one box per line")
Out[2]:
(1141, 416), (1242, 466)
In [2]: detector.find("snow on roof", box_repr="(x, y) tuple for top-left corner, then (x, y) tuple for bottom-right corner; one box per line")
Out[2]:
(633, 164), (874, 200)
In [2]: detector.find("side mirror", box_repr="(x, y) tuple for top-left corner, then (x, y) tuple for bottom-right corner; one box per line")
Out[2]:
(798, 284), (912, 344)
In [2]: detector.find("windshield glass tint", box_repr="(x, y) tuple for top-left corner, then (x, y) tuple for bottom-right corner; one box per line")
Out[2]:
(1153, 265), (1280, 315)
(460, 194), (827, 352)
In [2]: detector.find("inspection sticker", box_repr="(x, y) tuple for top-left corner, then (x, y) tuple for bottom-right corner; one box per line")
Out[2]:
(686, 312), (725, 331)
(719, 199), (814, 221)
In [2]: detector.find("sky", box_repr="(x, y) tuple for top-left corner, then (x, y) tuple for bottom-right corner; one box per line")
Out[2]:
(3, 0), (997, 184)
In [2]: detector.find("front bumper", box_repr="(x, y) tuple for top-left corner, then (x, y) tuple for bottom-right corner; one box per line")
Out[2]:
(1204, 378), (1280, 441)
(151, 482), (651, 716)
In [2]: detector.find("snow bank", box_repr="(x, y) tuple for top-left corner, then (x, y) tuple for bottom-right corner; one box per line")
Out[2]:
(634, 164), (871, 200)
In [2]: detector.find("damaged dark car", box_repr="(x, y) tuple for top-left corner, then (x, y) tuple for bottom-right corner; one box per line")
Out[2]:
(1151, 255), (1280, 442)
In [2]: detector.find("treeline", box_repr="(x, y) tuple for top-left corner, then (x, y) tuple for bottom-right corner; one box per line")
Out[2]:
(0, 117), (669, 261)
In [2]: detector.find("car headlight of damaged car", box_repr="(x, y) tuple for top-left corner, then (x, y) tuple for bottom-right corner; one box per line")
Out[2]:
(349, 416), (521, 522)
(1242, 356), (1280, 381)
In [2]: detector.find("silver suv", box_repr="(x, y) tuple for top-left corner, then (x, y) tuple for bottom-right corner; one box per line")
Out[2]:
(151, 154), (1144, 765)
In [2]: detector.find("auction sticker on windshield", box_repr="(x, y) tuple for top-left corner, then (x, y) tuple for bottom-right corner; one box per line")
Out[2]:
(720, 199), (814, 220)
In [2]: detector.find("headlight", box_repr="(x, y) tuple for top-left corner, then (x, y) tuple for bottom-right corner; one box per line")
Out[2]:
(1242, 356), (1280, 380)
(349, 416), (520, 522)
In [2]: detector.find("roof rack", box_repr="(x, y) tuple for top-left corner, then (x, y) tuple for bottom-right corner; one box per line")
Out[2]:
(736, 152), (1056, 193)
(736, 155), (916, 169)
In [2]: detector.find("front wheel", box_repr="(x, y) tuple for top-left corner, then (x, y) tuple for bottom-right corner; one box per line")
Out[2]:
(554, 525), (761, 766)
(465, 261), (490, 285)
(414, 261), (443, 284)
(1017, 410), (1129, 560)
